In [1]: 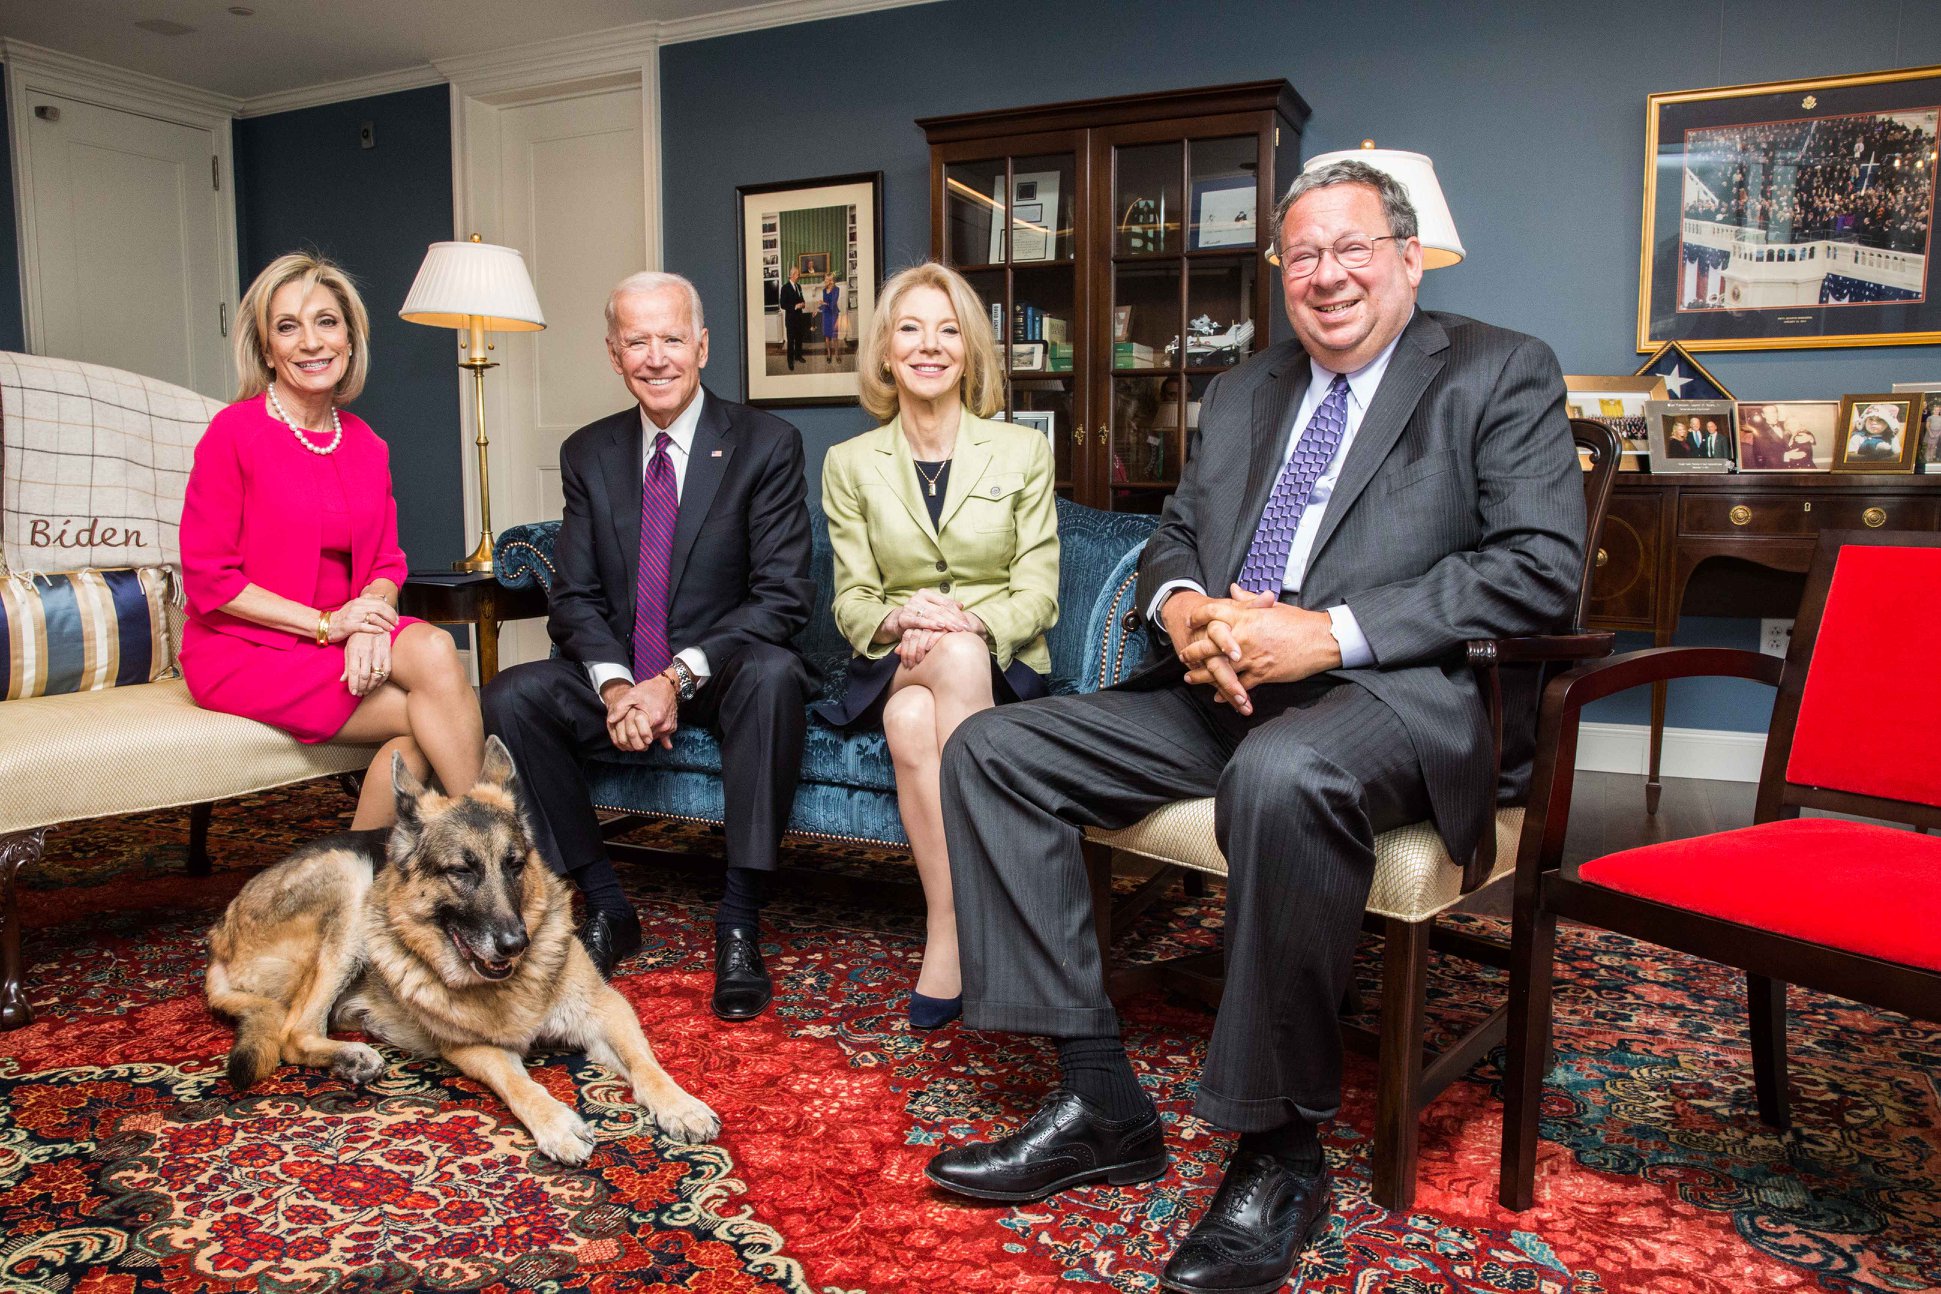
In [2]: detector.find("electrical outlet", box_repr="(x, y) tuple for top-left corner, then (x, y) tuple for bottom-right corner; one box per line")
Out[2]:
(1760, 618), (1793, 658)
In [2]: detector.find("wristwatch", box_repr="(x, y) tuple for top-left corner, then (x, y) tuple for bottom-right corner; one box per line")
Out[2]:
(661, 657), (699, 703)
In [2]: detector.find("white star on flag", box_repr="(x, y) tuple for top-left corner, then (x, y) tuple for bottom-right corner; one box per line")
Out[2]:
(1663, 364), (1690, 397)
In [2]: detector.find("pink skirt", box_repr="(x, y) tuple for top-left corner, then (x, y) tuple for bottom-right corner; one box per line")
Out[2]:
(182, 616), (423, 744)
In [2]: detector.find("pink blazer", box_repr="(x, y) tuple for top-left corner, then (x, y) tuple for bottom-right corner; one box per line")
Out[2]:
(179, 398), (409, 650)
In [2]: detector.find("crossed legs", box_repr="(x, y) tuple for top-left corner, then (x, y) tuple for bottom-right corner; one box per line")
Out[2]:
(336, 623), (484, 828)
(879, 631), (998, 1000)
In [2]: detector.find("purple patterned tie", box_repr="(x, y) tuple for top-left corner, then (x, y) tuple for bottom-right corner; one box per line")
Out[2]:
(1236, 373), (1350, 594)
(632, 431), (677, 681)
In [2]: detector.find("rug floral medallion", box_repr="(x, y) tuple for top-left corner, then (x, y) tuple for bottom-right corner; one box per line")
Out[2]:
(2, 784), (1936, 1292)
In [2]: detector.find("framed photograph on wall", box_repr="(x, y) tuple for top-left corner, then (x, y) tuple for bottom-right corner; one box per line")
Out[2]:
(1831, 394), (1921, 472)
(1891, 381), (1941, 472)
(1637, 65), (1941, 353)
(736, 171), (882, 407)
(1734, 400), (1838, 471)
(1565, 375), (1665, 470)
(1646, 399), (1738, 472)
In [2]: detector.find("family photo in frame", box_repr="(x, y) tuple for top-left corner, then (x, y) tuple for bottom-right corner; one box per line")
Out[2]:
(1638, 65), (1941, 353)
(1831, 394), (1922, 471)
(736, 172), (883, 406)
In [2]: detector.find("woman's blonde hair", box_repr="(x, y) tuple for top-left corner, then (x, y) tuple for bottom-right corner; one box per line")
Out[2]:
(233, 251), (372, 404)
(856, 262), (1002, 422)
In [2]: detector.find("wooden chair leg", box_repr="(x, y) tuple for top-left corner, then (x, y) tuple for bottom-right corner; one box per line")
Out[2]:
(187, 802), (213, 878)
(1747, 973), (1791, 1130)
(1499, 886), (1559, 1211)
(1371, 917), (1431, 1211)
(1, 828), (48, 1030)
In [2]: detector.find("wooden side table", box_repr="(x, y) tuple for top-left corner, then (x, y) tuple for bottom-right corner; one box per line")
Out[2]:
(399, 572), (548, 684)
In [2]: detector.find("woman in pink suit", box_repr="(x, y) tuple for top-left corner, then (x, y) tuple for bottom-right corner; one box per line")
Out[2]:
(180, 252), (482, 828)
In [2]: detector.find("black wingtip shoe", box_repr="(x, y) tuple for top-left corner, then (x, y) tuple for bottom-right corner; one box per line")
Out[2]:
(578, 907), (643, 980)
(1159, 1152), (1331, 1294)
(711, 925), (773, 1020)
(925, 1089), (1167, 1203)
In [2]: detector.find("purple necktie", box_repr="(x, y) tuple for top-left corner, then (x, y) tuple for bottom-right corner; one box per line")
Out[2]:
(632, 431), (677, 681)
(1236, 373), (1350, 595)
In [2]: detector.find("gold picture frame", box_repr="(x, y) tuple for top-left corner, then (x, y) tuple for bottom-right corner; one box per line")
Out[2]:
(1638, 64), (1941, 353)
(1565, 374), (1667, 470)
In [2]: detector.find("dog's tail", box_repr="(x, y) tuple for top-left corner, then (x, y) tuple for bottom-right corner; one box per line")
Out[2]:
(207, 962), (283, 1092)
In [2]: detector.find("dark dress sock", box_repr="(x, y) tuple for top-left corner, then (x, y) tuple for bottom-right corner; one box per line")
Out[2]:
(572, 857), (630, 919)
(1056, 1036), (1151, 1122)
(715, 866), (768, 933)
(1236, 1118), (1323, 1174)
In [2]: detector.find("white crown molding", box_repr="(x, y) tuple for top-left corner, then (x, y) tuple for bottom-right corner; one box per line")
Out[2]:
(657, 0), (945, 45)
(1576, 721), (1767, 784)
(432, 23), (661, 100)
(238, 64), (446, 119)
(0, 39), (241, 123)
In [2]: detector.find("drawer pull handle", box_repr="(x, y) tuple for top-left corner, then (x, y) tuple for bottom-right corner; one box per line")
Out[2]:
(1863, 506), (1887, 529)
(1729, 505), (1751, 526)
(1595, 547), (1609, 568)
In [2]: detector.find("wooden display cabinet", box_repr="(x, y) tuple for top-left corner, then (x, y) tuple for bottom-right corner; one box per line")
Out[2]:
(920, 82), (1307, 512)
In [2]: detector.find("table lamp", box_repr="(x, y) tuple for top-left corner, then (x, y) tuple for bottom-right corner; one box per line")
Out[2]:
(400, 235), (546, 573)
(1301, 142), (1465, 268)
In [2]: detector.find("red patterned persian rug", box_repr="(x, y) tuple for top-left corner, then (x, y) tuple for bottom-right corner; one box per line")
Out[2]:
(2, 780), (1936, 1293)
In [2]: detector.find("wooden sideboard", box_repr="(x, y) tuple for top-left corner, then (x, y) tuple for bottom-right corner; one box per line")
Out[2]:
(1587, 471), (1940, 810)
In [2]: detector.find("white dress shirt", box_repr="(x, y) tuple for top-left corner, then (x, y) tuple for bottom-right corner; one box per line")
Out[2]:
(1149, 332), (1405, 670)
(586, 390), (714, 694)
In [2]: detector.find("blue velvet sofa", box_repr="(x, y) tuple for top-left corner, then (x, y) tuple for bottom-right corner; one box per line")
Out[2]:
(493, 499), (1159, 847)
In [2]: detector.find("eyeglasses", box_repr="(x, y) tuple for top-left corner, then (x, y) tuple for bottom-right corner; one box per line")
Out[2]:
(1268, 235), (1398, 278)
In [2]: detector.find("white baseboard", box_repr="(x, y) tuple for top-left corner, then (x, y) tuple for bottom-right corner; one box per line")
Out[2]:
(1575, 721), (1767, 783)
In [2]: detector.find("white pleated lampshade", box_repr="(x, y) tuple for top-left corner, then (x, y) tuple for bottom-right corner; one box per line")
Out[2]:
(1302, 145), (1465, 269)
(400, 239), (546, 331)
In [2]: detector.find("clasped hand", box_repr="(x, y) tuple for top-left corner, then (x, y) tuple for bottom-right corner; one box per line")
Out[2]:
(333, 596), (398, 697)
(603, 676), (679, 752)
(1165, 583), (1342, 716)
(882, 589), (984, 667)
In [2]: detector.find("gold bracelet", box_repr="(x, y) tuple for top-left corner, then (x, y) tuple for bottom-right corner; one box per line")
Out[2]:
(316, 610), (331, 647)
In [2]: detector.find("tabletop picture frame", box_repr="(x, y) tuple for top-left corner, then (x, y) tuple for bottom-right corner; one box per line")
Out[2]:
(1734, 400), (1838, 471)
(1646, 399), (1739, 472)
(1831, 393), (1921, 472)
(1565, 374), (1665, 470)
(736, 171), (882, 407)
(1891, 381), (1941, 472)
(1637, 64), (1941, 353)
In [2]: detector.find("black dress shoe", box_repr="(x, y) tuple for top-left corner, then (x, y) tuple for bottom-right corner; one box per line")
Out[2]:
(712, 926), (772, 1020)
(578, 907), (642, 980)
(1160, 1152), (1331, 1294)
(925, 1089), (1166, 1203)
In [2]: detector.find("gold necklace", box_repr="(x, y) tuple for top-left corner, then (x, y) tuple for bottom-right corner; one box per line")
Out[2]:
(913, 457), (950, 498)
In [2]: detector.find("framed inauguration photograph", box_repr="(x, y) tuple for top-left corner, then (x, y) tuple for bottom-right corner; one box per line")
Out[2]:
(1638, 64), (1941, 353)
(1646, 399), (1738, 472)
(1734, 400), (1838, 471)
(1831, 394), (1921, 471)
(1565, 375), (1665, 470)
(736, 171), (882, 406)
(1892, 382), (1941, 471)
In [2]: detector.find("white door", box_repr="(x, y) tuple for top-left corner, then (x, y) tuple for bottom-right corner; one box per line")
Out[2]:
(21, 93), (228, 399)
(492, 86), (646, 666)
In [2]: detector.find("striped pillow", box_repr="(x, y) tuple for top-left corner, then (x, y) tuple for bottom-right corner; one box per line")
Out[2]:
(1, 567), (175, 700)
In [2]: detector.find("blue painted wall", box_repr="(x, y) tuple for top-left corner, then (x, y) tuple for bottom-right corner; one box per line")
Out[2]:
(661, 0), (1941, 735)
(0, 67), (24, 353)
(233, 85), (461, 567)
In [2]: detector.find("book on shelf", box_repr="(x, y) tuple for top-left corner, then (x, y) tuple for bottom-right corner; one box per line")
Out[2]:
(1113, 341), (1155, 367)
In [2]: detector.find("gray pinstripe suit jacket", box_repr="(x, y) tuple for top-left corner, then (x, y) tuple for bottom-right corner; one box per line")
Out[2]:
(1128, 307), (1586, 865)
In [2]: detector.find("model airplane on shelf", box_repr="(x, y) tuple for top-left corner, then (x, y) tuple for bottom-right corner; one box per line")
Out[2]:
(1164, 316), (1254, 365)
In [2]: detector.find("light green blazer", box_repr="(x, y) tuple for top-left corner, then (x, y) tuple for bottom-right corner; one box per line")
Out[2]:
(822, 409), (1059, 673)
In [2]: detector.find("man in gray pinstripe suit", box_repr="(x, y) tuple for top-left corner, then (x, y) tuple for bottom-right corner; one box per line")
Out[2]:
(925, 159), (1585, 1293)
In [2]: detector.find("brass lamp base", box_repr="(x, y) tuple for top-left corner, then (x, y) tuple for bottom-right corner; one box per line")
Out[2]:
(453, 531), (496, 574)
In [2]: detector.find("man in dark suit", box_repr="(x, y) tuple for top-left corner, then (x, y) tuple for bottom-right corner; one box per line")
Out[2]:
(482, 271), (814, 1019)
(924, 161), (1584, 1292)
(778, 266), (808, 370)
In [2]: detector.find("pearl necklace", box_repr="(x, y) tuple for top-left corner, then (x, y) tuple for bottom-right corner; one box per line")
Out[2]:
(267, 382), (343, 455)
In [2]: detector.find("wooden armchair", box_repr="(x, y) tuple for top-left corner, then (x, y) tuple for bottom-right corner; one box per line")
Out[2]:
(1498, 528), (1941, 1210)
(1084, 418), (1622, 1209)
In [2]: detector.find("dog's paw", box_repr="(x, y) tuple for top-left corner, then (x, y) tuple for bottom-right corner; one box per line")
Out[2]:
(648, 1091), (721, 1145)
(331, 1043), (385, 1086)
(529, 1104), (598, 1165)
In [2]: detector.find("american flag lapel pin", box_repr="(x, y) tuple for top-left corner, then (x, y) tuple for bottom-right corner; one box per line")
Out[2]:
(711, 449), (723, 457)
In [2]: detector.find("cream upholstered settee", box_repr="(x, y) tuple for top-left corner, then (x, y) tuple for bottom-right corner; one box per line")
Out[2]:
(0, 353), (375, 1029)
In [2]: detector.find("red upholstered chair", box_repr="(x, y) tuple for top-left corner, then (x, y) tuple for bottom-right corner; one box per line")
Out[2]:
(1498, 529), (1941, 1210)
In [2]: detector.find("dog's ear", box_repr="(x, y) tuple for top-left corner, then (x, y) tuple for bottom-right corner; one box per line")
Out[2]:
(478, 734), (517, 788)
(391, 752), (429, 829)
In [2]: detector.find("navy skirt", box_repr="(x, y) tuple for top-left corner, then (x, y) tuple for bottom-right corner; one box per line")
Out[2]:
(812, 648), (1050, 730)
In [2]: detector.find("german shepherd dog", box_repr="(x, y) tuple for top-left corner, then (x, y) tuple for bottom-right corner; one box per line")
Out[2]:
(205, 736), (719, 1164)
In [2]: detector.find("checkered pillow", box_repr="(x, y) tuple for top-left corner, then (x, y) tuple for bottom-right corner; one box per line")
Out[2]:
(1, 566), (176, 700)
